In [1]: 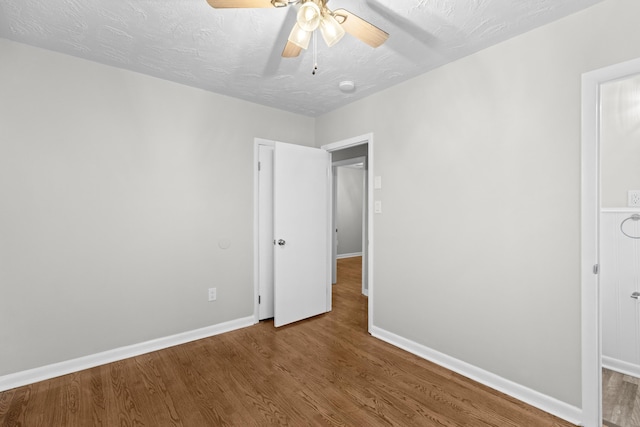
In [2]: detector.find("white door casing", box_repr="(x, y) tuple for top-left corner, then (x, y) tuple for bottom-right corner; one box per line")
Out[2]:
(273, 141), (331, 327)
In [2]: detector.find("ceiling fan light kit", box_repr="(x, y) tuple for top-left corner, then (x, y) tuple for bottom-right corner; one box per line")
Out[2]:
(319, 12), (345, 47)
(206, 0), (389, 60)
(288, 23), (312, 49)
(297, 0), (322, 32)
(288, 0), (344, 51)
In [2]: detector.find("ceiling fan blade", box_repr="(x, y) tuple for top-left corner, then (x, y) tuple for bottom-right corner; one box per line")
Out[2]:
(332, 9), (389, 48)
(282, 40), (302, 57)
(206, 0), (282, 8)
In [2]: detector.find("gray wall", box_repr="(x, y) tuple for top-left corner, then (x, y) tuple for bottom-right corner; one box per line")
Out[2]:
(0, 39), (314, 376)
(336, 166), (364, 256)
(316, 0), (640, 408)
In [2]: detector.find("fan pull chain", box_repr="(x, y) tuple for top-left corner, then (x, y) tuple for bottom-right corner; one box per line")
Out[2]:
(312, 30), (318, 75)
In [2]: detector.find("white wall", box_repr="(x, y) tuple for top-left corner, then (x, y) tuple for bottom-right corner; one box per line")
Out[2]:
(0, 39), (314, 376)
(316, 0), (640, 408)
(336, 166), (364, 256)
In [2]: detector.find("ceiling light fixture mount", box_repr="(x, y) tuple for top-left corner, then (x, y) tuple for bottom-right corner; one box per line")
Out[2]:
(339, 80), (355, 93)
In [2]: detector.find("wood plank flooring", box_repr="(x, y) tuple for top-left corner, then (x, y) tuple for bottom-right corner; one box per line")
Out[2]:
(603, 368), (640, 427)
(0, 257), (575, 426)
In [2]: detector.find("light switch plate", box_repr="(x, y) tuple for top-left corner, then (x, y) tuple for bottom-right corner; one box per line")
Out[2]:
(629, 191), (640, 207)
(374, 176), (382, 189)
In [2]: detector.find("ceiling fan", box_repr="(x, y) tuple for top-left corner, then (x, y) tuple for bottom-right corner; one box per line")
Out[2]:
(205, 0), (389, 58)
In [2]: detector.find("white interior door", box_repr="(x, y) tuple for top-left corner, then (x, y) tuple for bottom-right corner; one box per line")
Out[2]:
(273, 141), (330, 327)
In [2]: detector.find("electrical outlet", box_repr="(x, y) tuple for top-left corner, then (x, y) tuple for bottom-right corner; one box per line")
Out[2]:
(629, 191), (640, 207)
(208, 287), (217, 301)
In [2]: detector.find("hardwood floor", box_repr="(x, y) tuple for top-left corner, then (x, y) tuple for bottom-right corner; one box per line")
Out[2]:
(603, 368), (640, 427)
(0, 257), (575, 426)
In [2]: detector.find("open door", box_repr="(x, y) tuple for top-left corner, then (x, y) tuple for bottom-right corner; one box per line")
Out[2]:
(273, 142), (331, 327)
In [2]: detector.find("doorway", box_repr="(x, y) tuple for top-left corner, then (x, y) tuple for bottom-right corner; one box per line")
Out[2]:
(581, 57), (640, 427)
(253, 133), (375, 332)
(322, 133), (374, 333)
(332, 155), (367, 295)
(599, 73), (640, 427)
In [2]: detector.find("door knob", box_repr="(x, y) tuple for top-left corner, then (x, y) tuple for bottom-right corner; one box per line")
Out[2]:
(277, 239), (286, 246)
(631, 292), (640, 299)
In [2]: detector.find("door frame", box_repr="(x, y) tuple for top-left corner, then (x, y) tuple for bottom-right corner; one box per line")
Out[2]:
(322, 133), (374, 333)
(581, 57), (640, 427)
(254, 138), (275, 324)
(257, 143), (275, 321)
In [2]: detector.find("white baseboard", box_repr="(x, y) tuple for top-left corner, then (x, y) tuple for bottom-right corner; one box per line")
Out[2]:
(370, 326), (583, 426)
(336, 252), (363, 259)
(603, 355), (640, 378)
(0, 316), (255, 392)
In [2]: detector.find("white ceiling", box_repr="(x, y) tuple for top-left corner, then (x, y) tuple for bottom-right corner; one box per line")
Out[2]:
(0, 0), (602, 117)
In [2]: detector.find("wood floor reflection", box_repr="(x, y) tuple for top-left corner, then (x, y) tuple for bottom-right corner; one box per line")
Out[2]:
(1, 256), (574, 426)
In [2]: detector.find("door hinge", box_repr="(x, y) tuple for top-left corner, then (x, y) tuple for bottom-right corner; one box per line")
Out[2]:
(593, 264), (599, 275)
(258, 161), (261, 171)
(258, 295), (261, 304)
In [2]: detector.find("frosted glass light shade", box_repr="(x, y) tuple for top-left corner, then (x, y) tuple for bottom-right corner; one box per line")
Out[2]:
(297, 1), (321, 32)
(319, 13), (345, 47)
(288, 23), (312, 49)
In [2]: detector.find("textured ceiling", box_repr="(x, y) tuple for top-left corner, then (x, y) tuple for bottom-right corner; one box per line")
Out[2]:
(0, 0), (603, 116)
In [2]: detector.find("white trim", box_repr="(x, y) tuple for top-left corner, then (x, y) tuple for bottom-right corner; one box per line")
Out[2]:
(602, 356), (640, 379)
(581, 63), (602, 427)
(325, 147), (333, 313)
(332, 165), (338, 284)
(371, 326), (582, 425)
(0, 316), (255, 392)
(336, 252), (363, 259)
(361, 161), (367, 297)
(322, 133), (374, 334)
(581, 56), (640, 427)
(323, 134), (371, 152)
(601, 208), (640, 213)
(254, 138), (276, 324)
